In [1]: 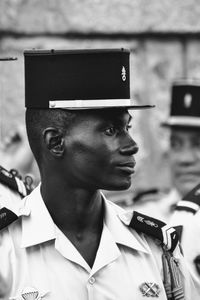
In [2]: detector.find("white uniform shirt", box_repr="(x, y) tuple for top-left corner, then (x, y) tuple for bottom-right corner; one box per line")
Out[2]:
(0, 186), (198, 300)
(170, 207), (200, 289)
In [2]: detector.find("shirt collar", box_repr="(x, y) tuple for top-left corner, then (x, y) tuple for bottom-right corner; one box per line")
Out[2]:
(21, 185), (56, 248)
(102, 195), (149, 253)
(21, 186), (148, 254)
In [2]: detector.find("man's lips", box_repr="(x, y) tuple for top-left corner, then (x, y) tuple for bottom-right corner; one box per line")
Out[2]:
(115, 162), (136, 174)
(176, 171), (200, 180)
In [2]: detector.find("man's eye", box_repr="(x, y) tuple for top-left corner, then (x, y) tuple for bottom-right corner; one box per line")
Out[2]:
(193, 139), (200, 148)
(170, 139), (182, 150)
(104, 127), (117, 136)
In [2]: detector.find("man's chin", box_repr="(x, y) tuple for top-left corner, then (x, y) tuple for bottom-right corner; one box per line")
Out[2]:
(104, 181), (132, 191)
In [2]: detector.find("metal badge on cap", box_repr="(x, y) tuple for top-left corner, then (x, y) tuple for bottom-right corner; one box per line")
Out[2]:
(184, 93), (192, 108)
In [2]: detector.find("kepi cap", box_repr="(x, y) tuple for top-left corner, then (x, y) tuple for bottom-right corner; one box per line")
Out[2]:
(24, 48), (154, 110)
(162, 80), (200, 127)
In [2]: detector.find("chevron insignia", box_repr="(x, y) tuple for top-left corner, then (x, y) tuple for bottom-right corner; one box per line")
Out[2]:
(129, 211), (179, 252)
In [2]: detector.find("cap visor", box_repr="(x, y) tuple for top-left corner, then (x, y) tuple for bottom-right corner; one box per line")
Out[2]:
(161, 116), (200, 127)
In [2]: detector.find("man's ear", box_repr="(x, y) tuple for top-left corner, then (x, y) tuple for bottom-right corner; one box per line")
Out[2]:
(43, 127), (65, 157)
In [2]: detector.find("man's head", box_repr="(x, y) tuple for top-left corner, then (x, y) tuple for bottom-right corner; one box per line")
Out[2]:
(24, 48), (153, 191)
(26, 107), (139, 191)
(162, 80), (200, 197)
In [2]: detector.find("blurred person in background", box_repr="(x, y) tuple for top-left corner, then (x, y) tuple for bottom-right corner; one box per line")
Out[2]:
(166, 81), (200, 287)
(162, 80), (200, 221)
(1, 124), (40, 186)
(0, 57), (33, 299)
(0, 48), (198, 299)
(133, 80), (200, 222)
(169, 183), (200, 289)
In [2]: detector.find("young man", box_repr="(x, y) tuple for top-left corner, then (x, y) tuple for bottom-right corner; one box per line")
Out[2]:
(0, 49), (198, 299)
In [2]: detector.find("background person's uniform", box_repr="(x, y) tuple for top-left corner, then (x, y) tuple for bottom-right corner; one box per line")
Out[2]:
(0, 165), (33, 299)
(0, 184), (199, 300)
(170, 183), (200, 287)
(132, 188), (180, 222)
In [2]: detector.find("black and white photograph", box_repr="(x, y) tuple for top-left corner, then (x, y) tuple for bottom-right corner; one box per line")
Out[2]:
(0, 1), (200, 299)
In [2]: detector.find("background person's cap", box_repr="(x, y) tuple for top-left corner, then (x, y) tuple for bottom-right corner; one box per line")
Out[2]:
(24, 48), (154, 110)
(162, 80), (200, 127)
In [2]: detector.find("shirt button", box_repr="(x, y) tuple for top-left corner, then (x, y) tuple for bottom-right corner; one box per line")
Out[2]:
(89, 277), (95, 284)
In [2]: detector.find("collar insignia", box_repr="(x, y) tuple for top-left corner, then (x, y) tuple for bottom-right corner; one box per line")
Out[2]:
(139, 282), (160, 297)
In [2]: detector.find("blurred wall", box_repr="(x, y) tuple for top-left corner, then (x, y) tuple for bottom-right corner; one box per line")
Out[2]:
(0, 0), (200, 204)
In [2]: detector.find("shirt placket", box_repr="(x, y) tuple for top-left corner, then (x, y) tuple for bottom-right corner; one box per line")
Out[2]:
(87, 275), (96, 300)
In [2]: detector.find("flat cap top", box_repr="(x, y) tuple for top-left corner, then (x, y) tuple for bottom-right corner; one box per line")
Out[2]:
(24, 48), (130, 56)
(24, 48), (153, 110)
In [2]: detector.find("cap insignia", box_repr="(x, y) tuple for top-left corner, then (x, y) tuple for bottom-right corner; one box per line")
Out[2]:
(184, 93), (192, 108)
(121, 66), (126, 81)
(139, 282), (160, 297)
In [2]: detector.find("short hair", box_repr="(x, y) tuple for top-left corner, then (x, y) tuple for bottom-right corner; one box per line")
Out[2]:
(25, 108), (77, 165)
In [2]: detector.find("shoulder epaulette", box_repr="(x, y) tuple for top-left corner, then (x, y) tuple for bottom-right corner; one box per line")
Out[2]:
(0, 165), (33, 198)
(129, 211), (179, 253)
(175, 183), (200, 214)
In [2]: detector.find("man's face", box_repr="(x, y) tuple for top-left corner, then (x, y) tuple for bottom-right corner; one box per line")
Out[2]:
(62, 108), (138, 191)
(169, 127), (200, 196)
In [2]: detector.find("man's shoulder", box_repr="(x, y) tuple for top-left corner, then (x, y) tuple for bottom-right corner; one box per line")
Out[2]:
(170, 184), (200, 236)
(128, 210), (179, 253)
(105, 199), (179, 253)
(174, 184), (200, 215)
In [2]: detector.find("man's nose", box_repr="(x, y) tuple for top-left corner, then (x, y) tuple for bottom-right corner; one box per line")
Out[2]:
(119, 138), (139, 155)
(175, 147), (197, 164)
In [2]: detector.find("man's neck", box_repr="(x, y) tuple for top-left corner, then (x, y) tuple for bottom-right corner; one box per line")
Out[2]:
(41, 181), (103, 230)
(40, 181), (104, 267)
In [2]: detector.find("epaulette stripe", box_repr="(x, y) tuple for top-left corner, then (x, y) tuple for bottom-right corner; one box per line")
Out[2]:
(129, 211), (179, 253)
(161, 225), (175, 251)
(0, 207), (18, 231)
(173, 225), (183, 242)
(175, 206), (197, 214)
(15, 176), (27, 197)
(176, 200), (199, 212)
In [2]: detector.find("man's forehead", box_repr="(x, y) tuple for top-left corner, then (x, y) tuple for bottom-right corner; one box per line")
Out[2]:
(74, 108), (132, 122)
